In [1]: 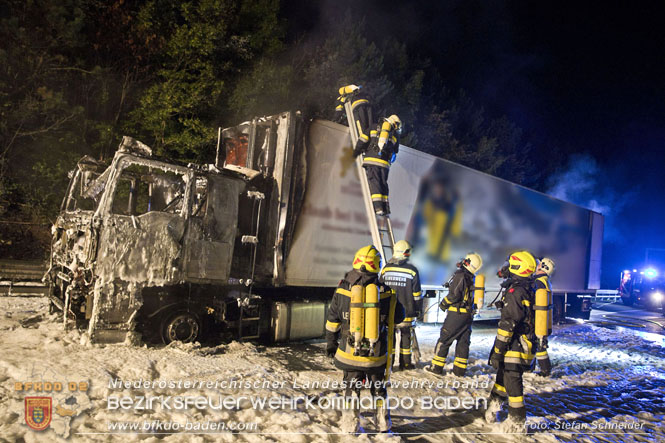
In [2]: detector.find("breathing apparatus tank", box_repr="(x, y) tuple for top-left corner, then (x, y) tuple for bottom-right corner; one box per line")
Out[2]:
(473, 274), (486, 310)
(534, 277), (553, 338)
(364, 284), (380, 355)
(350, 285), (365, 354)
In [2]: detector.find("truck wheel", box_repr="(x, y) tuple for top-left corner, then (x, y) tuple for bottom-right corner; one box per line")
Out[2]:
(161, 310), (201, 344)
(621, 296), (634, 306)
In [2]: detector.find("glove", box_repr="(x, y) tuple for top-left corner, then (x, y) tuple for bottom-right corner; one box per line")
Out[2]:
(489, 351), (504, 370)
(439, 300), (450, 311)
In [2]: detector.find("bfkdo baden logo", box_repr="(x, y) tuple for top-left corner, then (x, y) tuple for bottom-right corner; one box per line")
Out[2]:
(25, 397), (52, 431)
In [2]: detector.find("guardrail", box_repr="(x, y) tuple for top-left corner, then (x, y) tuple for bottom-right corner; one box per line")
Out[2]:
(0, 259), (48, 297)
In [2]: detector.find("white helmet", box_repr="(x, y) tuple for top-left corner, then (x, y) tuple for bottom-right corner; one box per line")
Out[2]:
(463, 252), (483, 274)
(539, 257), (556, 276)
(392, 240), (412, 261)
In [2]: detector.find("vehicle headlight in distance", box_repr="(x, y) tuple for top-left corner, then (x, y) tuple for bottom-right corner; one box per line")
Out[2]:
(644, 268), (658, 279)
(651, 291), (664, 302)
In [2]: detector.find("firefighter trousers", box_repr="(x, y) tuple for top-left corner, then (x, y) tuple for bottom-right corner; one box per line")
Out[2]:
(536, 348), (552, 376)
(343, 370), (387, 400)
(364, 165), (390, 214)
(397, 325), (413, 368)
(491, 363), (526, 421)
(432, 311), (472, 376)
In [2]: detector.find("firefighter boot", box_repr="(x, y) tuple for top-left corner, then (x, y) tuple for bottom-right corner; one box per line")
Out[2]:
(340, 398), (360, 434)
(373, 397), (392, 432)
(484, 392), (504, 423)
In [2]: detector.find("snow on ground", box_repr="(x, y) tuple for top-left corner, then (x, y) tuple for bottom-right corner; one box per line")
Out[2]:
(0, 296), (663, 442)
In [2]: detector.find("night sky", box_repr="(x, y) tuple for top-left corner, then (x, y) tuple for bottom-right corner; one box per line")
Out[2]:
(285, 1), (665, 287)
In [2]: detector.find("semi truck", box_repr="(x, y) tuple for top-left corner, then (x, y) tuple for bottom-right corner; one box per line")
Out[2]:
(45, 112), (604, 344)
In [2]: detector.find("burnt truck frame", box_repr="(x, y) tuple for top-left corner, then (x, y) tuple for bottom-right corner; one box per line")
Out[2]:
(46, 112), (329, 344)
(47, 110), (603, 344)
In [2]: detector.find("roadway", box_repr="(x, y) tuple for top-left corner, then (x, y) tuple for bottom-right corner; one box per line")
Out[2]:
(588, 299), (665, 343)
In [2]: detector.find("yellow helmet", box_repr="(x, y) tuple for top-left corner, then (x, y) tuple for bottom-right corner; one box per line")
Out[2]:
(508, 251), (537, 277)
(353, 245), (382, 273)
(387, 114), (402, 130)
(392, 240), (412, 261)
(338, 84), (360, 96)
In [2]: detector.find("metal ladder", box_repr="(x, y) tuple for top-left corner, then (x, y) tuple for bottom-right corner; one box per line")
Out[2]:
(343, 99), (395, 263)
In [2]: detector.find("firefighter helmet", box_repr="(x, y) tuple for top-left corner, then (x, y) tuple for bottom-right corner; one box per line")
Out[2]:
(353, 245), (382, 273)
(463, 252), (483, 274)
(392, 240), (412, 260)
(339, 84), (360, 96)
(387, 114), (402, 134)
(539, 257), (556, 276)
(508, 251), (537, 277)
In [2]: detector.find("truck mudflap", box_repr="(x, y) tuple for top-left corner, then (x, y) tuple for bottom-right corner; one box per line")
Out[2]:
(271, 301), (329, 342)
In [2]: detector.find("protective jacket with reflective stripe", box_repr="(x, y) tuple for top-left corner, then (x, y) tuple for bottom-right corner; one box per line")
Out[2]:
(326, 269), (405, 373)
(380, 259), (422, 320)
(492, 279), (536, 370)
(363, 121), (399, 169)
(442, 268), (474, 312)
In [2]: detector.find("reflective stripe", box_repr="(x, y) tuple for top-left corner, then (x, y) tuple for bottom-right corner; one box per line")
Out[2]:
(522, 299), (531, 307)
(335, 348), (387, 368)
(443, 296), (452, 304)
(536, 351), (549, 360)
(432, 359), (446, 367)
(504, 350), (535, 365)
(325, 320), (341, 332)
(382, 267), (417, 277)
(448, 306), (468, 313)
(413, 291), (422, 299)
(494, 347), (503, 354)
(496, 334), (510, 342)
(403, 317), (414, 322)
(335, 104), (343, 110)
(493, 384), (506, 393)
(497, 329), (513, 337)
(351, 99), (369, 108)
(380, 291), (393, 300)
(371, 194), (389, 202)
(336, 288), (351, 297)
(508, 396), (524, 408)
(363, 157), (391, 168)
(454, 357), (468, 362)
(400, 348), (411, 355)
(453, 361), (467, 369)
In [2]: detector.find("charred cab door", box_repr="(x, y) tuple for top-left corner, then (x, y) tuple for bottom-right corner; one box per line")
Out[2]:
(93, 157), (191, 328)
(183, 174), (245, 282)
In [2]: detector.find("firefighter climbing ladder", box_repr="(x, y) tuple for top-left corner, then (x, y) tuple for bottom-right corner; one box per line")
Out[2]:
(342, 99), (395, 262)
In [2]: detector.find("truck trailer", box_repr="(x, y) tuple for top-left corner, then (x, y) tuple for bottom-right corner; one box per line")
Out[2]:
(45, 112), (604, 344)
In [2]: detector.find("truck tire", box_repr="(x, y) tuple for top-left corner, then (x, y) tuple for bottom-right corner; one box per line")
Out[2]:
(161, 310), (201, 344)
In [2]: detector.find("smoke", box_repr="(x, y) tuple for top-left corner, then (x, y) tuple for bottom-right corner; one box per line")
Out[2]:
(546, 154), (635, 244)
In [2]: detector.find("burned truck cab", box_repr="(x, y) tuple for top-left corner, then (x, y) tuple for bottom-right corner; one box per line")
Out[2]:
(47, 112), (308, 344)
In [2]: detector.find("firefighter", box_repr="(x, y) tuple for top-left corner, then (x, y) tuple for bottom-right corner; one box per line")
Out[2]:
(325, 245), (405, 433)
(532, 257), (555, 377)
(358, 115), (402, 215)
(334, 84), (373, 155)
(487, 250), (538, 424)
(380, 240), (422, 370)
(425, 252), (483, 377)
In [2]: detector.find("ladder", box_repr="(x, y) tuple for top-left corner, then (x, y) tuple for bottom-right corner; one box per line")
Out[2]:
(343, 99), (395, 263)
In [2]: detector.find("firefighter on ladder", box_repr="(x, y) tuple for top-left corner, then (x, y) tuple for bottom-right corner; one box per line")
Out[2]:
(426, 252), (483, 376)
(487, 250), (538, 425)
(335, 84), (373, 155)
(359, 115), (402, 215)
(379, 240), (422, 370)
(325, 245), (405, 433)
(532, 257), (555, 377)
